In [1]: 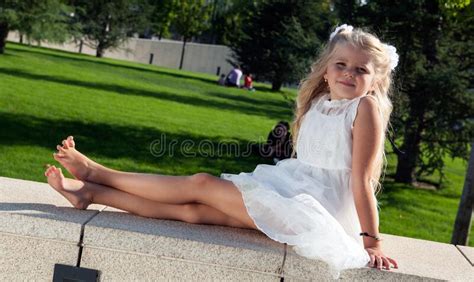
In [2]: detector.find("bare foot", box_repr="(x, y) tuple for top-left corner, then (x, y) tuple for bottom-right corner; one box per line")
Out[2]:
(45, 165), (92, 210)
(53, 136), (96, 181)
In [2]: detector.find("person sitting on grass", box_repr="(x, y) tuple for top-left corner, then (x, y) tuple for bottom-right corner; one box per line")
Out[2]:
(242, 73), (255, 91)
(225, 65), (242, 87)
(217, 74), (226, 86)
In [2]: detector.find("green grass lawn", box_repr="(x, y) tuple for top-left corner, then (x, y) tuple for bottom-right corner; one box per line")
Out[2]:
(1, 42), (471, 246)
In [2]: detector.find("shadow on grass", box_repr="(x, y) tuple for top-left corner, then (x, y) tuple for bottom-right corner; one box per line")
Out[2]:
(9, 44), (216, 85)
(0, 68), (291, 120)
(0, 112), (271, 176)
(8, 43), (291, 96)
(205, 91), (293, 110)
(377, 179), (448, 212)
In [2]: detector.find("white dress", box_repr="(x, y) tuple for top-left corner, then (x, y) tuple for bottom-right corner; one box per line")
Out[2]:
(221, 93), (375, 277)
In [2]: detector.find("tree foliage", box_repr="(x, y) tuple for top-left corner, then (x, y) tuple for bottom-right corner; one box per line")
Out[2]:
(197, 0), (255, 45)
(172, 0), (211, 69)
(229, 0), (334, 91)
(0, 0), (72, 54)
(146, 0), (177, 39)
(70, 0), (149, 57)
(173, 0), (210, 41)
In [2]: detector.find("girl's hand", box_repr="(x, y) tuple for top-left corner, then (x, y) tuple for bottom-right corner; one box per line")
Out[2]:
(365, 246), (398, 270)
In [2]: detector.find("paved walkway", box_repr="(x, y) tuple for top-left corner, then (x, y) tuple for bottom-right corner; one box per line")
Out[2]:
(1, 177), (472, 280)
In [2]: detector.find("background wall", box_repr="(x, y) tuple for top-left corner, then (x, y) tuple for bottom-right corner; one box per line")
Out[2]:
(7, 31), (234, 76)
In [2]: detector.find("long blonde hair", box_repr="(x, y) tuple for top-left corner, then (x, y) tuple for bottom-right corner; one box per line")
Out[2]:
(291, 27), (395, 194)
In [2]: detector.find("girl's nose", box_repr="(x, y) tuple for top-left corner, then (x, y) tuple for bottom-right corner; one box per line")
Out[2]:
(344, 69), (355, 78)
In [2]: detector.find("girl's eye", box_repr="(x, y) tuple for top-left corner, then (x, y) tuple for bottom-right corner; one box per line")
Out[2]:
(357, 68), (367, 73)
(336, 62), (345, 68)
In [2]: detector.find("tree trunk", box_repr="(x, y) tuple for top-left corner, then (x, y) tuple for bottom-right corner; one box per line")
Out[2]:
(394, 2), (440, 184)
(179, 38), (187, 70)
(451, 141), (474, 245)
(78, 39), (83, 53)
(96, 40), (106, 58)
(271, 75), (283, 91)
(394, 101), (426, 183)
(19, 33), (23, 44)
(394, 125), (420, 183)
(0, 22), (9, 54)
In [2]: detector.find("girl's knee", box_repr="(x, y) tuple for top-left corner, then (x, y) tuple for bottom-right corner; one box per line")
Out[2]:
(190, 172), (214, 187)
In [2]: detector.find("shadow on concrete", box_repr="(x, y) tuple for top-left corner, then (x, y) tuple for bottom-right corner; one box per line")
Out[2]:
(0, 203), (98, 225)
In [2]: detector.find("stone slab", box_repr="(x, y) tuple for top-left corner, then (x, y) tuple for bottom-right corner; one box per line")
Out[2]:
(82, 207), (285, 275)
(377, 234), (474, 281)
(283, 233), (473, 281)
(80, 246), (281, 281)
(0, 176), (104, 242)
(457, 245), (474, 266)
(0, 232), (79, 281)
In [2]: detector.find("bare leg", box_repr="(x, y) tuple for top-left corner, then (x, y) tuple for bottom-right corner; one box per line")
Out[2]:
(54, 136), (258, 229)
(44, 165), (252, 229)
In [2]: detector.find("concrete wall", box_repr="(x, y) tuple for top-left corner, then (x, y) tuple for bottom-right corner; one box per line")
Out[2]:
(2, 176), (474, 281)
(6, 31), (234, 76)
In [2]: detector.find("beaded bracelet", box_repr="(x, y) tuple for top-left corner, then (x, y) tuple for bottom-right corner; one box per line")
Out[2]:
(360, 232), (382, 241)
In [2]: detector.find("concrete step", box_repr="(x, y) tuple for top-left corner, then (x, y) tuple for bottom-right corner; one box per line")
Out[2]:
(1, 176), (472, 281)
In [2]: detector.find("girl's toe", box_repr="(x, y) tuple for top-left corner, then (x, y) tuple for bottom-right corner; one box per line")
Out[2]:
(54, 152), (65, 159)
(67, 136), (75, 147)
(62, 140), (69, 149)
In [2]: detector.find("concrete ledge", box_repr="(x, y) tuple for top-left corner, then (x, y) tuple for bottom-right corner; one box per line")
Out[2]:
(1, 176), (473, 280)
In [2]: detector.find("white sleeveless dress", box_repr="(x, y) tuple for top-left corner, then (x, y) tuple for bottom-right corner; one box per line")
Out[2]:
(221, 93), (375, 277)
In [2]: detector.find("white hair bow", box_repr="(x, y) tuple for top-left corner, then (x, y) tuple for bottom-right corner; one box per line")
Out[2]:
(329, 24), (354, 41)
(384, 44), (399, 70)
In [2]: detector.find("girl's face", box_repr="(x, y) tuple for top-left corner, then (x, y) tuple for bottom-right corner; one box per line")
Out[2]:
(324, 44), (376, 100)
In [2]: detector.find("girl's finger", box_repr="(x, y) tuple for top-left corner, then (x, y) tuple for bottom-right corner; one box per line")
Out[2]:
(387, 257), (398, 269)
(369, 254), (375, 267)
(376, 256), (383, 270)
(382, 257), (391, 270)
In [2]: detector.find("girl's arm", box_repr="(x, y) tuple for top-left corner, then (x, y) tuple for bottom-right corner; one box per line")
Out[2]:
(351, 97), (398, 270)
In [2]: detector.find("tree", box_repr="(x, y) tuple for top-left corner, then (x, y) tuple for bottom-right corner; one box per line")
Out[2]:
(71, 0), (149, 57)
(172, 0), (211, 69)
(0, 0), (72, 54)
(229, 0), (334, 91)
(335, 0), (474, 184)
(146, 0), (177, 40)
(197, 0), (252, 45)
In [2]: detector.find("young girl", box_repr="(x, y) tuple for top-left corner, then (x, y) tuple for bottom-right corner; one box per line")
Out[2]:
(44, 24), (398, 277)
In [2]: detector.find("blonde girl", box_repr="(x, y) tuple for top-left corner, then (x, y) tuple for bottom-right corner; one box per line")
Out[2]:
(45, 24), (398, 277)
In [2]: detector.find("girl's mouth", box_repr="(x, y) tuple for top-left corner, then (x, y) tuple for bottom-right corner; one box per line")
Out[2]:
(338, 80), (355, 87)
